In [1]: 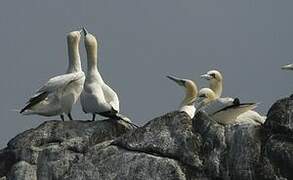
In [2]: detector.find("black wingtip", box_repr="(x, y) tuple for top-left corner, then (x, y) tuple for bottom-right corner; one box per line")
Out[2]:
(233, 98), (240, 105)
(124, 120), (139, 128)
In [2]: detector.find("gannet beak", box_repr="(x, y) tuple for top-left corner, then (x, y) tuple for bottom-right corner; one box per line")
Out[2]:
(166, 75), (185, 86)
(200, 74), (212, 80)
(281, 64), (293, 70)
(82, 27), (89, 36)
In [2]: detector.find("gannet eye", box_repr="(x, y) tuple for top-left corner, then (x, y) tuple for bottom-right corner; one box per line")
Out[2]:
(210, 73), (216, 78)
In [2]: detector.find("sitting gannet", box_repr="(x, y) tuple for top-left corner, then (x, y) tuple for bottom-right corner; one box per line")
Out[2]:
(200, 70), (222, 98)
(281, 63), (293, 70)
(20, 30), (85, 121)
(200, 70), (266, 124)
(195, 88), (257, 125)
(80, 27), (137, 127)
(235, 110), (266, 125)
(167, 75), (198, 118)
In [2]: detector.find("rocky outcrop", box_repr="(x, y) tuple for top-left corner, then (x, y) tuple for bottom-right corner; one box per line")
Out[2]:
(0, 96), (293, 179)
(0, 119), (134, 180)
(259, 96), (293, 180)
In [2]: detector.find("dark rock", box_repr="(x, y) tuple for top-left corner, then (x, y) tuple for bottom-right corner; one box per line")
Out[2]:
(193, 111), (226, 178)
(264, 95), (293, 136)
(8, 119), (133, 150)
(0, 148), (17, 177)
(257, 95), (293, 180)
(0, 119), (133, 179)
(1, 95), (293, 180)
(258, 135), (293, 180)
(223, 123), (263, 180)
(64, 145), (190, 180)
(193, 111), (264, 180)
(8, 161), (36, 180)
(112, 112), (203, 169)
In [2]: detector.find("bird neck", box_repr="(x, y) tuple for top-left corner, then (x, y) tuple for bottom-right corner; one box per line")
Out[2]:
(210, 81), (222, 98)
(67, 40), (82, 73)
(181, 83), (197, 106)
(87, 53), (98, 73)
(86, 46), (104, 83)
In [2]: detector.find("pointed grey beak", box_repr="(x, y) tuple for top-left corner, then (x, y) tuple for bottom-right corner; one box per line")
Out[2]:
(166, 75), (185, 86)
(281, 64), (293, 70)
(82, 27), (89, 36)
(200, 74), (212, 80)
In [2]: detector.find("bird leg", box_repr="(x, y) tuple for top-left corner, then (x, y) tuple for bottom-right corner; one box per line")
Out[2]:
(67, 113), (73, 121)
(60, 114), (65, 121)
(92, 114), (96, 121)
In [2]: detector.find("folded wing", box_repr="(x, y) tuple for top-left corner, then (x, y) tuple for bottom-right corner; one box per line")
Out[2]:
(20, 72), (84, 113)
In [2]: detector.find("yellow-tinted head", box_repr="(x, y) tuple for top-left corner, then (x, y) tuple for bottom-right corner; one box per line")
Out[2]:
(167, 75), (197, 91)
(82, 27), (99, 50)
(167, 75), (198, 105)
(67, 31), (81, 44)
(197, 88), (216, 104)
(201, 70), (223, 82)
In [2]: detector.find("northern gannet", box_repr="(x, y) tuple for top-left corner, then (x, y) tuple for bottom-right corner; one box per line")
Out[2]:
(281, 63), (293, 70)
(235, 110), (266, 125)
(80, 28), (137, 127)
(167, 75), (198, 118)
(20, 30), (85, 121)
(200, 70), (266, 124)
(200, 70), (223, 98)
(195, 88), (257, 125)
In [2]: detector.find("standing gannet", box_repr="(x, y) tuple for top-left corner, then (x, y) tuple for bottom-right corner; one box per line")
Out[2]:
(200, 70), (266, 124)
(167, 75), (198, 118)
(20, 30), (85, 121)
(281, 63), (293, 70)
(80, 27), (137, 127)
(195, 88), (257, 125)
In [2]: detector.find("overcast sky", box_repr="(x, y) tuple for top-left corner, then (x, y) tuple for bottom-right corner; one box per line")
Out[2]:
(0, 0), (292, 148)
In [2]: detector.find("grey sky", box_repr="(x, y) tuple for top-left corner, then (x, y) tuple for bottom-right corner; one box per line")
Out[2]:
(0, 0), (292, 147)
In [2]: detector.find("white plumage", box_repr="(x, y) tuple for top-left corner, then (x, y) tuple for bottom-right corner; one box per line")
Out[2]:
(195, 88), (257, 125)
(200, 70), (266, 124)
(167, 75), (198, 119)
(200, 70), (223, 98)
(235, 111), (266, 125)
(20, 31), (85, 121)
(80, 27), (132, 124)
